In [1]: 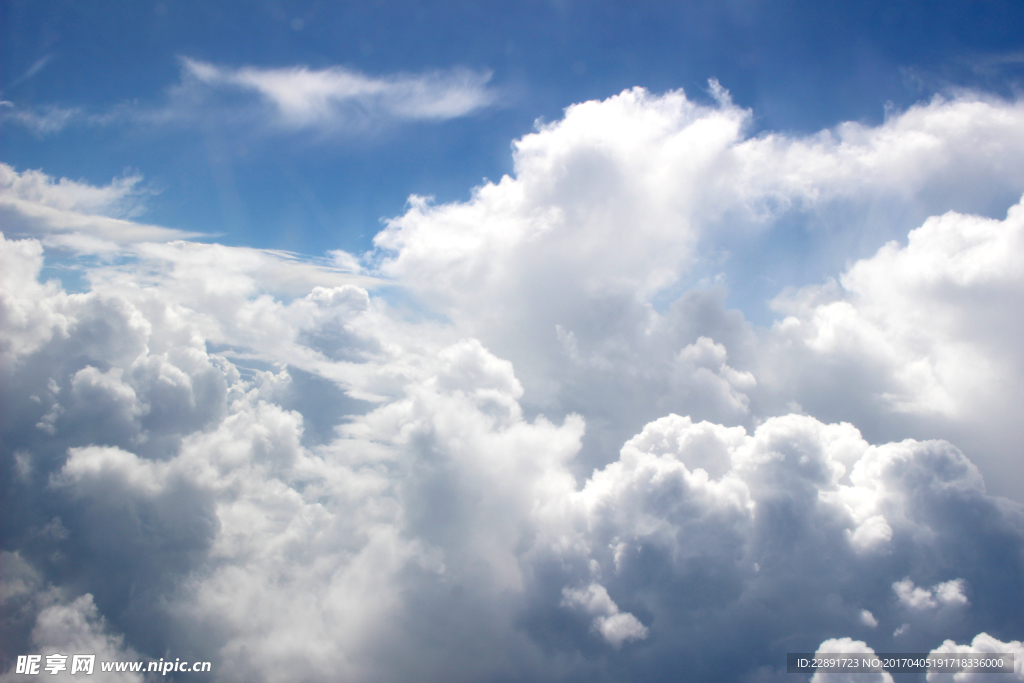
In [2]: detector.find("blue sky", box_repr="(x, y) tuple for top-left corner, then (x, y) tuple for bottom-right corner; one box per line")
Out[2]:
(4, 0), (1023, 259)
(4, 3), (1024, 682)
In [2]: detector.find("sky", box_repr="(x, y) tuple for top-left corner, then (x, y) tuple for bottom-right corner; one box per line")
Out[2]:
(2, 1), (1024, 682)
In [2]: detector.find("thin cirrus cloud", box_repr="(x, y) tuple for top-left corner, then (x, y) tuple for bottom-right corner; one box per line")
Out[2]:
(177, 57), (499, 129)
(0, 59), (498, 135)
(0, 101), (82, 136)
(10, 54), (55, 86)
(0, 162), (379, 295)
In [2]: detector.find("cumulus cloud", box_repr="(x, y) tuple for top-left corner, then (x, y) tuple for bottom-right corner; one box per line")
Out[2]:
(376, 87), (1024, 314)
(0, 553), (142, 683)
(927, 633), (1024, 682)
(765, 197), (1024, 498)
(375, 86), (1024, 495)
(893, 578), (969, 611)
(811, 639), (893, 683)
(560, 583), (648, 647)
(4, 85), (1024, 682)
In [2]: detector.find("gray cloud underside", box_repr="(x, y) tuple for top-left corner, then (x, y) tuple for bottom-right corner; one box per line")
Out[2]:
(3, 87), (1024, 682)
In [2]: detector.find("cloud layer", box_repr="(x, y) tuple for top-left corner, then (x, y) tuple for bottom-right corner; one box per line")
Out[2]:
(3, 86), (1024, 682)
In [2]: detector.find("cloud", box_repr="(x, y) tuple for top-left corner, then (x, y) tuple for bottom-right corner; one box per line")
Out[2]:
(0, 164), (147, 217)
(374, 86), (1024, 496)
(0, 554), (143, 683)
(0, 104), (80, 135)
(376, 87), (1024, 315)
(1, 59), (497, 137)
(0, 164), (379, 300)
(177, 58), (497, 129)
(0, 163), (198, 246)
(764, 198), (1024, 498)
(12, 55), (55, 85)
(5, 239), (1022, 678)
(893, 578), (969, 611)
(927, 633), (1024, 682)
(811, 639), (893, 683)
(560, 584), (649, 647)
(4, 85), (1024, 682)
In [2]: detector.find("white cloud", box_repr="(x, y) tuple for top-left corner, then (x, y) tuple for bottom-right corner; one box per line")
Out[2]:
(0, 104), (80, 135)
(0, 163), (147, 217)
(770, 201), (1024, 417)
(0, 163), (199, 245)
(1, 59), (497, 136)
(372, 86), (1024, 496)
(765, 197), (1024, 498)
(0, 554), (142, 683)
(4, 85), (1024, 682)
(4, 219), (1024, 680)
(560, 583), (649, 647)
(894, 578), (970, 611)
(376, 88), (1024, 315)
(927, 632), (1024, 682)
(178, 58), (497, 128)
(0, 165), (381, 304)
(811, 638), (893, 683)
(153, 57), (497, 135)
(19, 596), (143, 683)
(12, 55), (55, 85)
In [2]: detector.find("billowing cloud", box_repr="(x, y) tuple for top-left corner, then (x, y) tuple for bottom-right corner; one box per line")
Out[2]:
(893, 578), (969, 611)
(560, 583), (649, 647)
(375, 86), (1024, 495)
(812, 639), (893, 683)
(764, 198), (1024, 498)
(3, 85), (1024, 682)
(0, 553), (143, 683)
(928, 633), (1024, 682)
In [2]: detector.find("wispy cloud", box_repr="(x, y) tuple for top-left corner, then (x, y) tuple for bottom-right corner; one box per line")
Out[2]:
(176, 57), (498, 129)
(0, 59), (498, 137)
(965, 49), (1024, 76)
(0, 101), (80, 135)
(0, 163), (379, 294)
(10, 54), (54, 86)
(0, 163), (194, 247)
